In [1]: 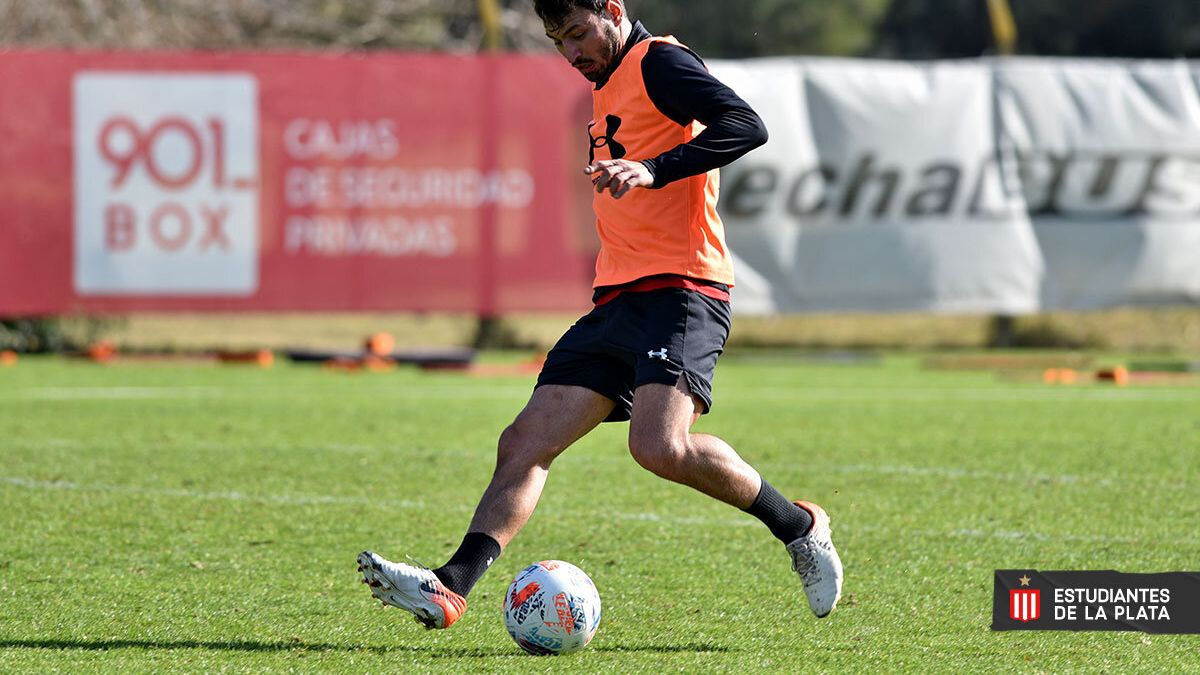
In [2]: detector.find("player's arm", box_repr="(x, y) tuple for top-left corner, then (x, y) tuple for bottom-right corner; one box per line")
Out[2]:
(587, 42), (768, 198)
(639, 43), (768, 187)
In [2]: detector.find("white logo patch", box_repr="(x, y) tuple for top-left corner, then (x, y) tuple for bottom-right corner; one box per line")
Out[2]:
(647, 348), (669, 360)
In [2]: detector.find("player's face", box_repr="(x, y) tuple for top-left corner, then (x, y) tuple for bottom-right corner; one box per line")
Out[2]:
(544, 8), (623, 83)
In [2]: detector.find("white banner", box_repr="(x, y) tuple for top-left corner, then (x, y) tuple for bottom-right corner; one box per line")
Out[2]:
(711, 57), (1200, 313)
(73, 73), (260, 296)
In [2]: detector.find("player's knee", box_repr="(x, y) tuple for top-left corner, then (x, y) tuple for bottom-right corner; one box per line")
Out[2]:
(496, 423), (555, 469)
(496, 424), (528, 465)
(628, 431), (687, 480)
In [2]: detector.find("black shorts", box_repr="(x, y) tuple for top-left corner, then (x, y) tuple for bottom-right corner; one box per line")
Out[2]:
(535, 287), (732, 423)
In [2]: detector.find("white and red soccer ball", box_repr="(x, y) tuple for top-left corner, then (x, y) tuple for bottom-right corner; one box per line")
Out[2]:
(502, 560), (601, 655)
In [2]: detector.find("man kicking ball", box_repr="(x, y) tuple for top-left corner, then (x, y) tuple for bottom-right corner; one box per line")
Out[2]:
(358, 0), (842, 629)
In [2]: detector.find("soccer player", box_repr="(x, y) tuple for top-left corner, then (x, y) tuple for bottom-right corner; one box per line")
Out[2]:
(358, 0), (843, 628)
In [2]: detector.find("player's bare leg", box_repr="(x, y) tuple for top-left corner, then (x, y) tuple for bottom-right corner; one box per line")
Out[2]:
(627, 376), (843, 617)
(627, 377), (759, 507)
(467, 384), (615, 547)
(359, 384), (613, 628)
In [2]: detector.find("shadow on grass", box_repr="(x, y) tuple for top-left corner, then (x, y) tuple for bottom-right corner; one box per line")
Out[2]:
(0, 640), (500, 657)
(594, 642), (731, 654)
(0, 639), (730, 658)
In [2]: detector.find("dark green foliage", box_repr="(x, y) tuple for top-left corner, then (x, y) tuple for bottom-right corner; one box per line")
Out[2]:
(0, 318), (67, 353)
(875, 0), (1200, 58)
(0, 317), (121, 353)
(627, 0), (891, 57)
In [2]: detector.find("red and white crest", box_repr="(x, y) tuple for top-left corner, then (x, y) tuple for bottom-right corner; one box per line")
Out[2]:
(1009, 588), (1041, 622)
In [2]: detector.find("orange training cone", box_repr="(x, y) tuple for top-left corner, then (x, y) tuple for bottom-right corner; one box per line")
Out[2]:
(364, 332), (395, 357)
(1096, 366), (1130, 386)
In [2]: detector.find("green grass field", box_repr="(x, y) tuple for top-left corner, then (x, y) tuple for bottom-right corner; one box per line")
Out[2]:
(2, 353), (1198, 672)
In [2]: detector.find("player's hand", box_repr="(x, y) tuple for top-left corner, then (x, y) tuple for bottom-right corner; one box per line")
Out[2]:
(584, 160), (653, 199)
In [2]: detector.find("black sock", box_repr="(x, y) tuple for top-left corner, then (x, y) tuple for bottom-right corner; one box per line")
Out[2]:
(743, 479), (814, 544)
(433, 532), (502, 598)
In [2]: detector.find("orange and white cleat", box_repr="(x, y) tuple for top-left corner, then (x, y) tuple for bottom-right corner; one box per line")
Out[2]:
(786, 501), (844, 618)
(357, 551), (467, 629)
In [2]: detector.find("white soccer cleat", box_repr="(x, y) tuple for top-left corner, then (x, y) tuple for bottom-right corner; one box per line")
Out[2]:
(357, 551), (467, 629)
(785, 501), (843, 618)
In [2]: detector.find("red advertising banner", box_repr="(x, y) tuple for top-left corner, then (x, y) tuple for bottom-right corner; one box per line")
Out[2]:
(0, 50), (597, 314)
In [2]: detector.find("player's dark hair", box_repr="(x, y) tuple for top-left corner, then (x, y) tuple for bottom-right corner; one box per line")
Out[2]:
(533, 0), (610, 29)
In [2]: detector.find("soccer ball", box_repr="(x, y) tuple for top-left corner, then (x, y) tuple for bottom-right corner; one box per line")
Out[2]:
(502, 560), (601, 655)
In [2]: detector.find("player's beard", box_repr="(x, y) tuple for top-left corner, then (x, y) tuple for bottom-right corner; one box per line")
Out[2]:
(581, 25), (623, 83)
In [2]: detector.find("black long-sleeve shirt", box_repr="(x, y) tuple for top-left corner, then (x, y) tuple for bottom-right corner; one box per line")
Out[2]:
(597, 22), (768, 188)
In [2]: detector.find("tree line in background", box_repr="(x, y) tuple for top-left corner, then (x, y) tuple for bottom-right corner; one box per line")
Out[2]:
(0, 0), (550, 52)
(875, 0), (1200, 59)
(626, 0), (890, 59)
(1, 0), (1197, 58)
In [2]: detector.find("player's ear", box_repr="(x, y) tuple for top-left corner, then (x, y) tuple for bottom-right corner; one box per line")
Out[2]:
(604, 0), (624, 24)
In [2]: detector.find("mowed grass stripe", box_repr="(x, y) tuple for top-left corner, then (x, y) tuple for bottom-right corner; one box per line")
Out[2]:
(5, 450), (1197, 499)
(9, 383), (1200, 402)
(4, 469), (1196, 549)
